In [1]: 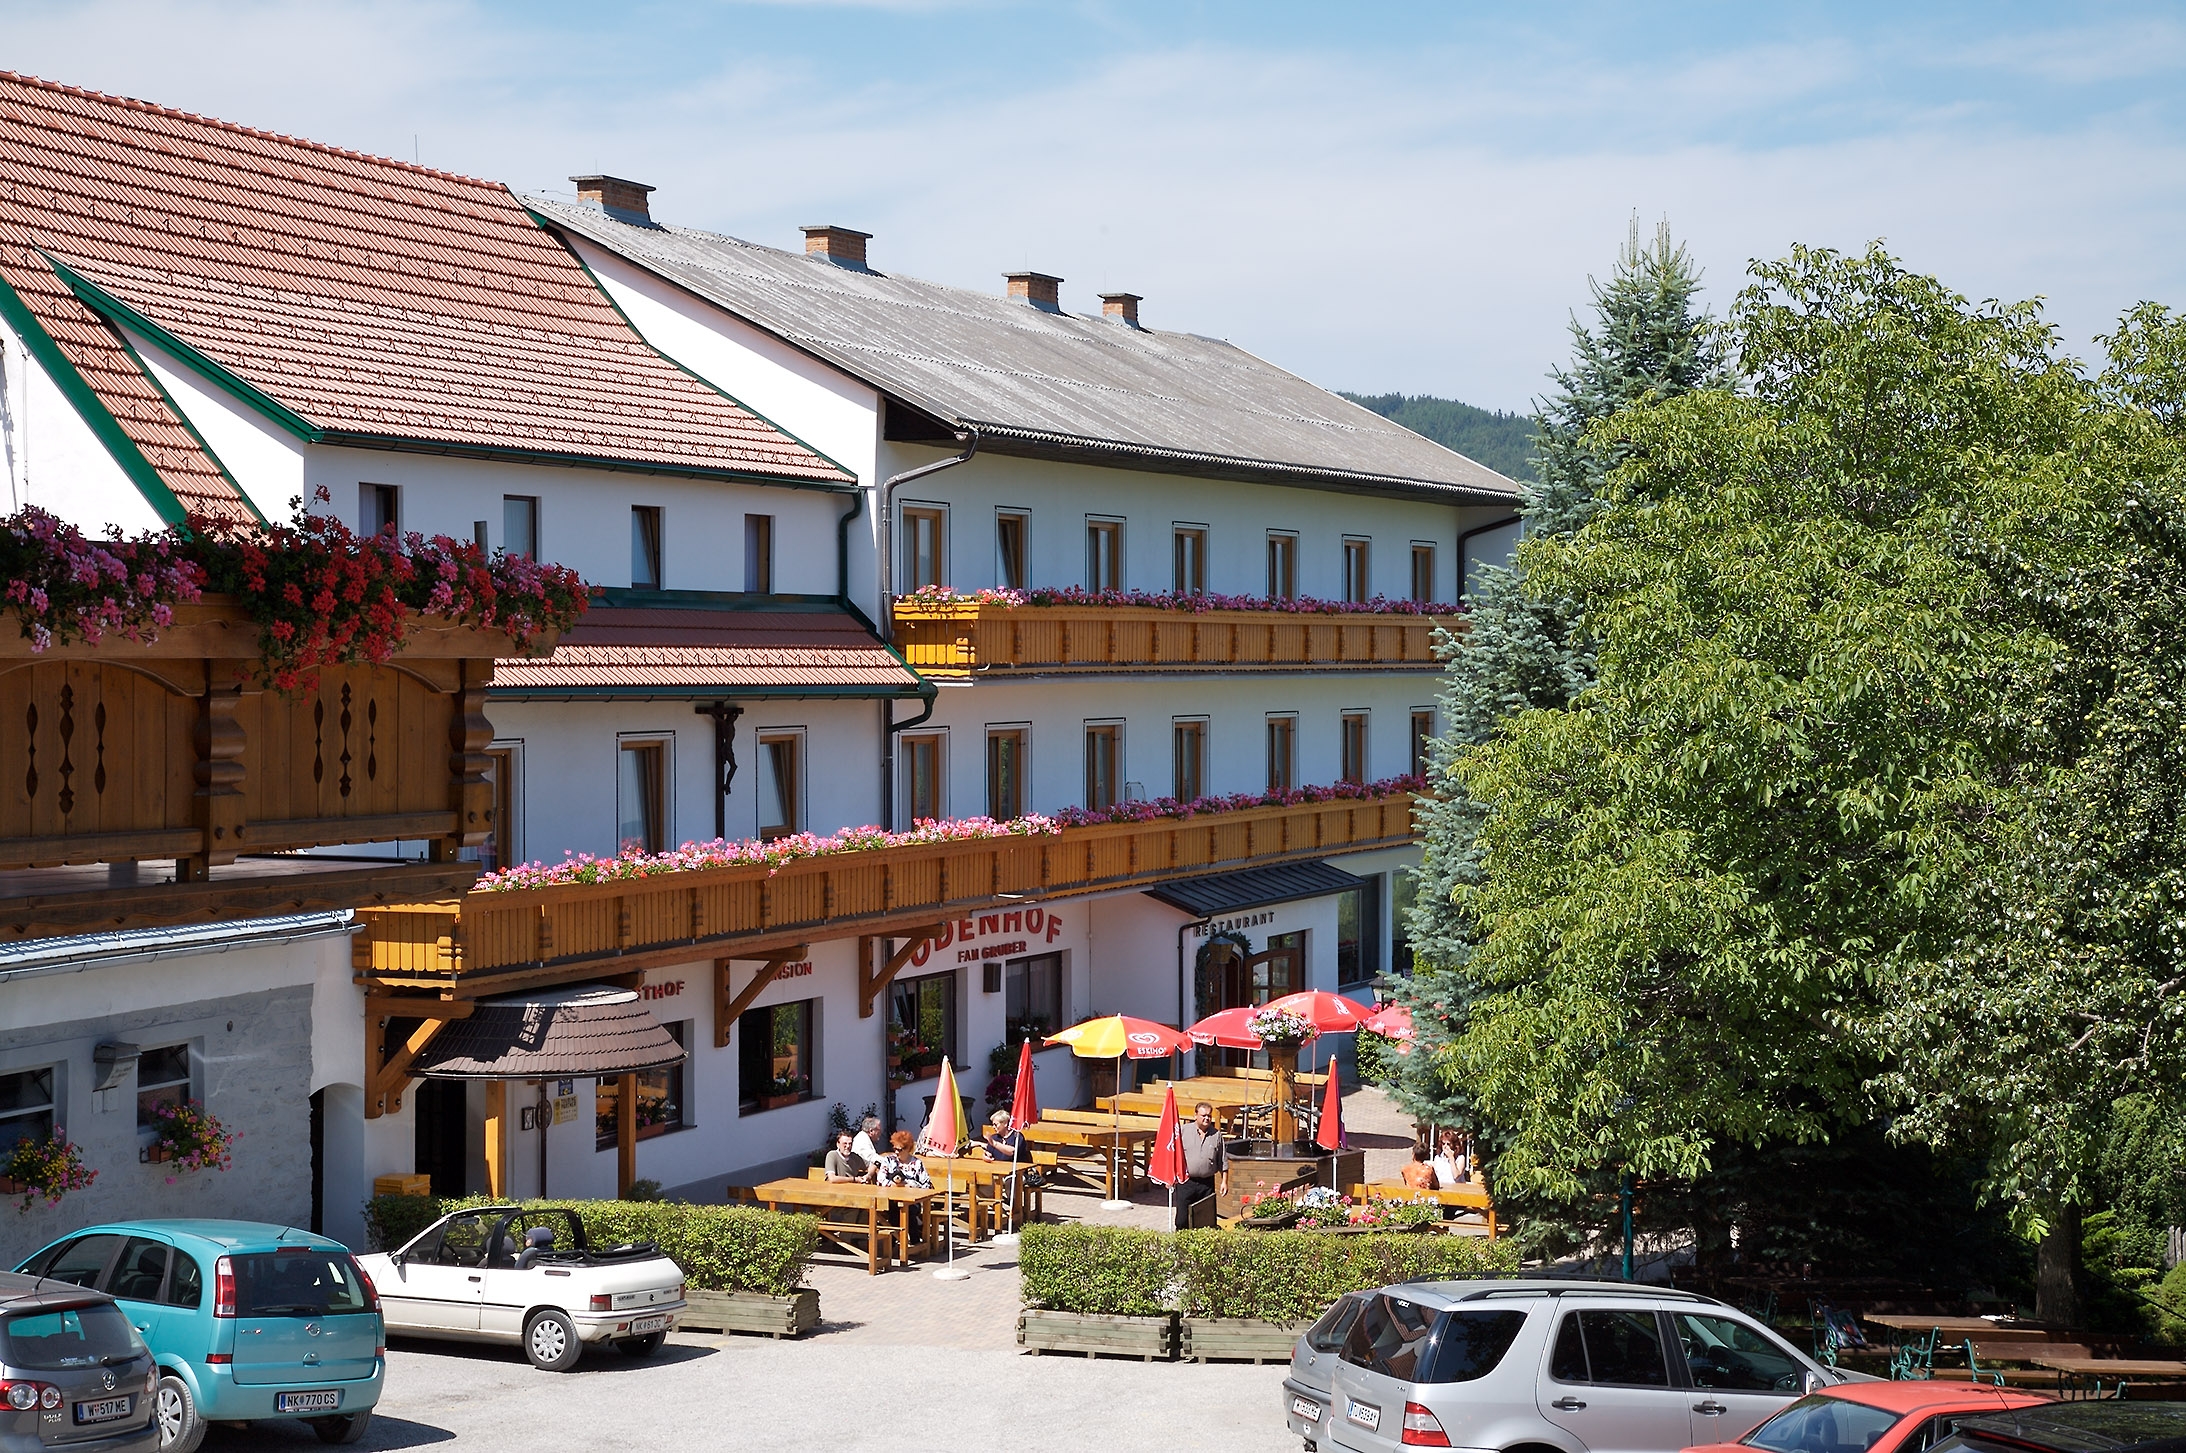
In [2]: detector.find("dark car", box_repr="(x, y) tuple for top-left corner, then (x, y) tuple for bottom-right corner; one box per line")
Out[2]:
(1938, 1402), (2186, 1453)
(0, 1271), (159, 1452)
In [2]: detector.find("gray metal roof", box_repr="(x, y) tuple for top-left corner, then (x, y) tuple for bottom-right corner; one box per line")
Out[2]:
(1143, 860), (1367, 918)
(526, 196), (1519, 506)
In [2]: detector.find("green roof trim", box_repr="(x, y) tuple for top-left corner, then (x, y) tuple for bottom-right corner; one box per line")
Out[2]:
(0, 265), (193, 526)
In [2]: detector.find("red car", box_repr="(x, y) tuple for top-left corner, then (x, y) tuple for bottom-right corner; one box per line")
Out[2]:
(1686, 1382), (2051, 1453)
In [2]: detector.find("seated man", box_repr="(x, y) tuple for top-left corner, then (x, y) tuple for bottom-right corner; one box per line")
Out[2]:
(982, 1110), (1025, 1162)
(823, 1129), (871, 1183)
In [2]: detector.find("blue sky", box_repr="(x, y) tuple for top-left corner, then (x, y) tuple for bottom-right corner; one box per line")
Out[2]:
(7, 0), (2184, 410)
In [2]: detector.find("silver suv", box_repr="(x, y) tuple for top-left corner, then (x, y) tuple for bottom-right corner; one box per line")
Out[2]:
(1284, 1280), (1849, 1453)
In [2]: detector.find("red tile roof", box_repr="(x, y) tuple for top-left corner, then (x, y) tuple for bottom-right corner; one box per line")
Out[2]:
(491, 603), (923, 696)
(0, 72), (851, 523)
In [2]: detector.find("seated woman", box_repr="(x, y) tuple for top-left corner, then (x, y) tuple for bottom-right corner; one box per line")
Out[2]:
(874, 1130), (934, 1243)
(982, 1110), (1025, 1162)
(1399, 1143), (1438, 1190)
(1431, 1129), (1471, 1188)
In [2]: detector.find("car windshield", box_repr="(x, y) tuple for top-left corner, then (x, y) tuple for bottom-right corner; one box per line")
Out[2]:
(229, 1251), (371, 1316)
(1746, 1395), (1902, 1453)
(0, 1304), (144, 1370)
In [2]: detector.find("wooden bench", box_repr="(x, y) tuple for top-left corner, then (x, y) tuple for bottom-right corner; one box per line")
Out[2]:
(1349, 1181), (1498, 1239)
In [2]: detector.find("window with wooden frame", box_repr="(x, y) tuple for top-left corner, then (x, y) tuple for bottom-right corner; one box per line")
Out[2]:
(1341, 711), (1370, 784)
(503, 495), (538, 559)
(1342, 537), (1372, 604)
(904, 506), (947, 590)
(360, 483), (399, 538)
(757, 731), (803, 840)
(1172, 718), (1206, 801)
(1086, 517), (1124, 592)
(1005, 953), (1064, 1041)
(616, 737), (670, 854)
(134, 1044), (192, 1129)
(475, 742), (520, 873)
(901, 731), (945, 825)
(1411, 710), (1436, 779)
(1266, 532), (1298, 600)
(1411, 542), (1436, 603)
(631, 505), (664, 589)
(1084, 723), (1121, 811)
(987, 726), (1028, 820)
(739, 1001), (816, 1112)
(1266, 715), (1297, 793)
(996, 511), (1029, 591)
(744, 514), (774, 594)
(598, 1022), (689, 1147)
(0, 1067), (55, 1154)
(1173, 525), (1207, 595)
(889, 972), (956, 1075)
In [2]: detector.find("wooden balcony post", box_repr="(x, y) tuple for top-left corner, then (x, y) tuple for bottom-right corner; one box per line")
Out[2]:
(483, 1079), (507, 1198)
(184, 661), (253, 880)
(439, 658), (494, 862)
(616, 1073), (637, 1196)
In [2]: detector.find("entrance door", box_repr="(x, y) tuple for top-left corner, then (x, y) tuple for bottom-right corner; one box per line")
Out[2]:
(414, 1079), (469, 1198)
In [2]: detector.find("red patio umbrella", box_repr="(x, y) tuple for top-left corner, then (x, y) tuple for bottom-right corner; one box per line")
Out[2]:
(1184, 1005), (1269, 1049)
(1148, 1084), (1187, 1187)
(1263, 990), (1374, 1033)
(996, 1037), (1041, 1241)
(1361, 1003), (1414, 1041)
(1314, 1063), (1345, 1152)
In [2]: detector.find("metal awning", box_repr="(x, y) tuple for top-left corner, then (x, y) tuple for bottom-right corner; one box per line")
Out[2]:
(410, 985), (686, 1080)
(1142, 860), (1368, 919)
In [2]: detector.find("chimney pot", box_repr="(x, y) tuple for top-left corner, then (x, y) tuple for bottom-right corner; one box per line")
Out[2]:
(569, 174), (655, 221)
(1004, 271), (1064, 312)
(801, 225), (873, 269)
(1099, 292), (1143, 328)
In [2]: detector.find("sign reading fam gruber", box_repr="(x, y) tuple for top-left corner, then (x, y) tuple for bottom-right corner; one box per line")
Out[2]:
(909, 908), (1068, 968)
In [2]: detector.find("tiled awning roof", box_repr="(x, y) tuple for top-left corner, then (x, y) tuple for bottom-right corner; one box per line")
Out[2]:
(0, 71), (853, 524)
(490, 596), (926, 699)
(412, 986), (686, 1079)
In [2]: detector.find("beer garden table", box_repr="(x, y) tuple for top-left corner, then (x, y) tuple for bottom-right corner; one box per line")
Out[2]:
(1020, 1123), (1153, 1200)
(751, 1178), (937, 1274)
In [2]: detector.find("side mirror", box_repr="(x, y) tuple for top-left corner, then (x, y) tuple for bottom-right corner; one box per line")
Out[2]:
(1803, 1369), (1830, 1393)
(389, 1252), (405, 1270)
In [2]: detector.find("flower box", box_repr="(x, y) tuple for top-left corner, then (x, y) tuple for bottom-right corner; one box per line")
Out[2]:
(760, 1094), (801, 1112)
(0, 1176), (25, 1195)
(1179, 1317), (1309, 1364)
(914, 1064), (941, 1081)
(1015, 1308), (1175, 1361)
(141, 1144), (177, 1165)
(678, 1288), (819, 1340)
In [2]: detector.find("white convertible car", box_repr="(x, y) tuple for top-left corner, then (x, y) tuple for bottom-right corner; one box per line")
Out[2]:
(358, 1206), (686, 1371)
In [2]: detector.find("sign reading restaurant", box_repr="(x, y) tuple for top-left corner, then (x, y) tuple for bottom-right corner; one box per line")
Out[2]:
(1192, 911), (1277, 938)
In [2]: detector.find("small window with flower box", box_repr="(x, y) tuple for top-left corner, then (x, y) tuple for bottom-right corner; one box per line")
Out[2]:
(0, 1067), (56, 1155)
(739, 1000), (816, 1113)
(135, 1045), (192, 1129)
(596, 1023), (688, 1148)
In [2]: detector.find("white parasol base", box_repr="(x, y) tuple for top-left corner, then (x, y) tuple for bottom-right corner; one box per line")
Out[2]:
(991, 1231), (1020, 1245)
(932, 1265), (972, 1281)
(1099, 1199), (1133, 1211)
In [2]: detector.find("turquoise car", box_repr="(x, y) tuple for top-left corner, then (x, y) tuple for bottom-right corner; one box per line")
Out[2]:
(13, 1221), (382, 1450)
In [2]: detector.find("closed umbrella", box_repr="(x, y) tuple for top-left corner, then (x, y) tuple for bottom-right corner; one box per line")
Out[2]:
(919, 1057), (970, 1281)
(1148, 1084), (1187, 1227)
(1046, 1015), (1189, 1210)
(1314, 1064), (1345, 1153)
(994, 1038), (1041, 1243)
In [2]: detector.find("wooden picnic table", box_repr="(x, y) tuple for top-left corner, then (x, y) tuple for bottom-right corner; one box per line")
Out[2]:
(1020, 1123), (1153, 1199)
(752, 1178), (937, 1274)
(1863, 1315), (2056, 1339)
(920, 1154), (1035, 1238)
(2033, 1357), (2186, 1378)
(1348, 1181), (1498, 1239)
(1098, 1094), (1255, 1132)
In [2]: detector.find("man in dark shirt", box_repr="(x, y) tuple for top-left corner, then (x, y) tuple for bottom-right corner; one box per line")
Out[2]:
(822, 1129), (870, 1182)
(1175, 1102), (1228, 1230)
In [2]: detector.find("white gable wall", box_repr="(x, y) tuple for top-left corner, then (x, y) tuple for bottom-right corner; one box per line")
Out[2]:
(0, 317), (166, 534)
(118, 322), (304, 521)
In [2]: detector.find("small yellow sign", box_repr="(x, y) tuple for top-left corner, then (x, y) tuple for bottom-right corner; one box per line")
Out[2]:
(552, 1095), (579, 1126)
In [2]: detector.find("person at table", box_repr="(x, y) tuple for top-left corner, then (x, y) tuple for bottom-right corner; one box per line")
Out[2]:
(876, 1130), (934, 1244)
(852, 1115), (885, 1166)
(1174, 1102), (1229, 1231)
(1401, 1143), (1438, 1190)
(824, 1129), (871, 1183)
(1431, 1129), (1470, 1188)
(983, 1110), (1026, 1162)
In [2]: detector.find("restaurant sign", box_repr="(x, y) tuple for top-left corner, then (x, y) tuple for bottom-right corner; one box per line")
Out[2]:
(909, 908), (1067, 968)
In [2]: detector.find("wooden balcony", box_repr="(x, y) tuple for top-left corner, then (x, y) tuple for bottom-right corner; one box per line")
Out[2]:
(891, 601), (1459, 677)
(0, 596), (529, 938)
(354, 790), (1421, 997)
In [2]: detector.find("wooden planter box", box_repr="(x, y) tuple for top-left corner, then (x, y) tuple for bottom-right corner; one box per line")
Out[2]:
(1016, 1308), (1175, 1361)
(678, 1288), (819, 1339)
(0, 1176), (29, 1195)
(141, 1144), (179, 1165)
(914, 1065), (941, 1080)
(1180, 1317), (1308, 1363)
(760, 1094), (801, 1111)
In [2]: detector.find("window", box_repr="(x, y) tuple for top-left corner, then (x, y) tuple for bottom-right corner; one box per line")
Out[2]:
(503, 495), (538, 559)
(597, 1022), (688, 1147)
(107, 1237), (171, 1302)
(739, 1000), (816, 1111)
(1549, 1309), (1672, 1386)
(1086, 518), (1123, 592)
(360, 483), (399, 537)
(1339, 1292), (1441, 1381)
(1342, 537), (1371, 604)
(1085, 723), (1121, 811)
(631, 506), (664, 589)
(996, 511), (1029, 591)
(164, 1253), (202, 1309)
(1672, 1313), (1804, 1392)
(1173, 526), (1207, 594)
(758, 732), (802, 840)
(1337, 879), (1380, 987)
(1004, 952), (1063, 1040)
(904, 506), (946, 590)
(902, 732), (945, 824)
(616, 737), (668, 854)
(1266, 715), (1296, 793)
(1392, 869), (1419, 976)
(1173, 719), (1206, 801)
(1267, 532), (1297, 599)
(1341, 711), (1369, 784)
(889, 971), (957, 1073)
(1745, 1398), (1901, 1453)
(135, 1044), (191, 1128)
(744, 514), (773, 593)
(987, 727), (1027, 820)
(475, 743), (519, 873)
(1411, 709), (1436, 779)
(1411, 542), (1436, 603)
(23, 1234), (119, 1288)
(0, 1066), (55, 1153)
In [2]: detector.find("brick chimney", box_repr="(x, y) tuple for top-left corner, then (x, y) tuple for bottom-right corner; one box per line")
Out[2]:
(801, 225), (872, 270)
(569, 174), (654, 221)
(1005, 271), (1063, 312)
(1099, 292), (1143, 328)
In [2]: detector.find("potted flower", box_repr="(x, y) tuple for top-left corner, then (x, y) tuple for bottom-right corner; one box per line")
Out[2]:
(2, 1131), (96, 1212)
(1291, 1187), (1352, 1230)
(761, 1073), (808, 1111)
(142, 1099), (233, 1180)
(1245, 1006), (1318, 1049)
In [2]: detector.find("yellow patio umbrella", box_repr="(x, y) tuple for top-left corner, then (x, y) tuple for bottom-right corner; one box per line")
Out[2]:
(1045, 1015), (1191, 1210)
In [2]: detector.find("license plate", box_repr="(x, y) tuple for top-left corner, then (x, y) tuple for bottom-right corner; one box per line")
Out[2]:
(277, 1391), (342, 1413)
(628, 1314), (669, 1334)
(74, 1397), (131, 1424)
(1345, 1398), (1380, 1431)
(1290, 1396), (1322, 1421)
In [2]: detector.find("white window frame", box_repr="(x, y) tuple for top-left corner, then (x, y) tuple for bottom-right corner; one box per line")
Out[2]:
(1085, 515), (1126, 592)
(755, 727), (807, 841)
(903, 501), (950, 591)
(899, 728), (949, 826)
(615, 731), (675, 855)
(995, 509), (1030, 592)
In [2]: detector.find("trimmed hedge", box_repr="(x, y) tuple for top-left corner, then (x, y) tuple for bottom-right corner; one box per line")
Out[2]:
(363, 1195), (820, 1297)
(1020, 1223), (1519, 1321)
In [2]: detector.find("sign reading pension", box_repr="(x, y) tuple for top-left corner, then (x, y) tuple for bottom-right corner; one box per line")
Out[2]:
(905, 908), (1069, 968)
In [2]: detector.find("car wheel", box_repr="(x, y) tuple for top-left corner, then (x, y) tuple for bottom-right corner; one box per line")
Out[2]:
(615, 1332), (666, 1358)
(524, 1309), (583, 1372)
(310, 1411), (372, 1445)
(154, 1372), (206, 1453)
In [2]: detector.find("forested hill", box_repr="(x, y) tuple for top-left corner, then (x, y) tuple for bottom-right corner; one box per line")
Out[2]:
(1339, 393), (1537, 482)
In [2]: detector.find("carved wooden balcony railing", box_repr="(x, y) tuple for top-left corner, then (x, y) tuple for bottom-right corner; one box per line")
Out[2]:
(353, 790), (1421, 997)
(0, 596), (537, 939)
(891, 601), (1459, 677)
